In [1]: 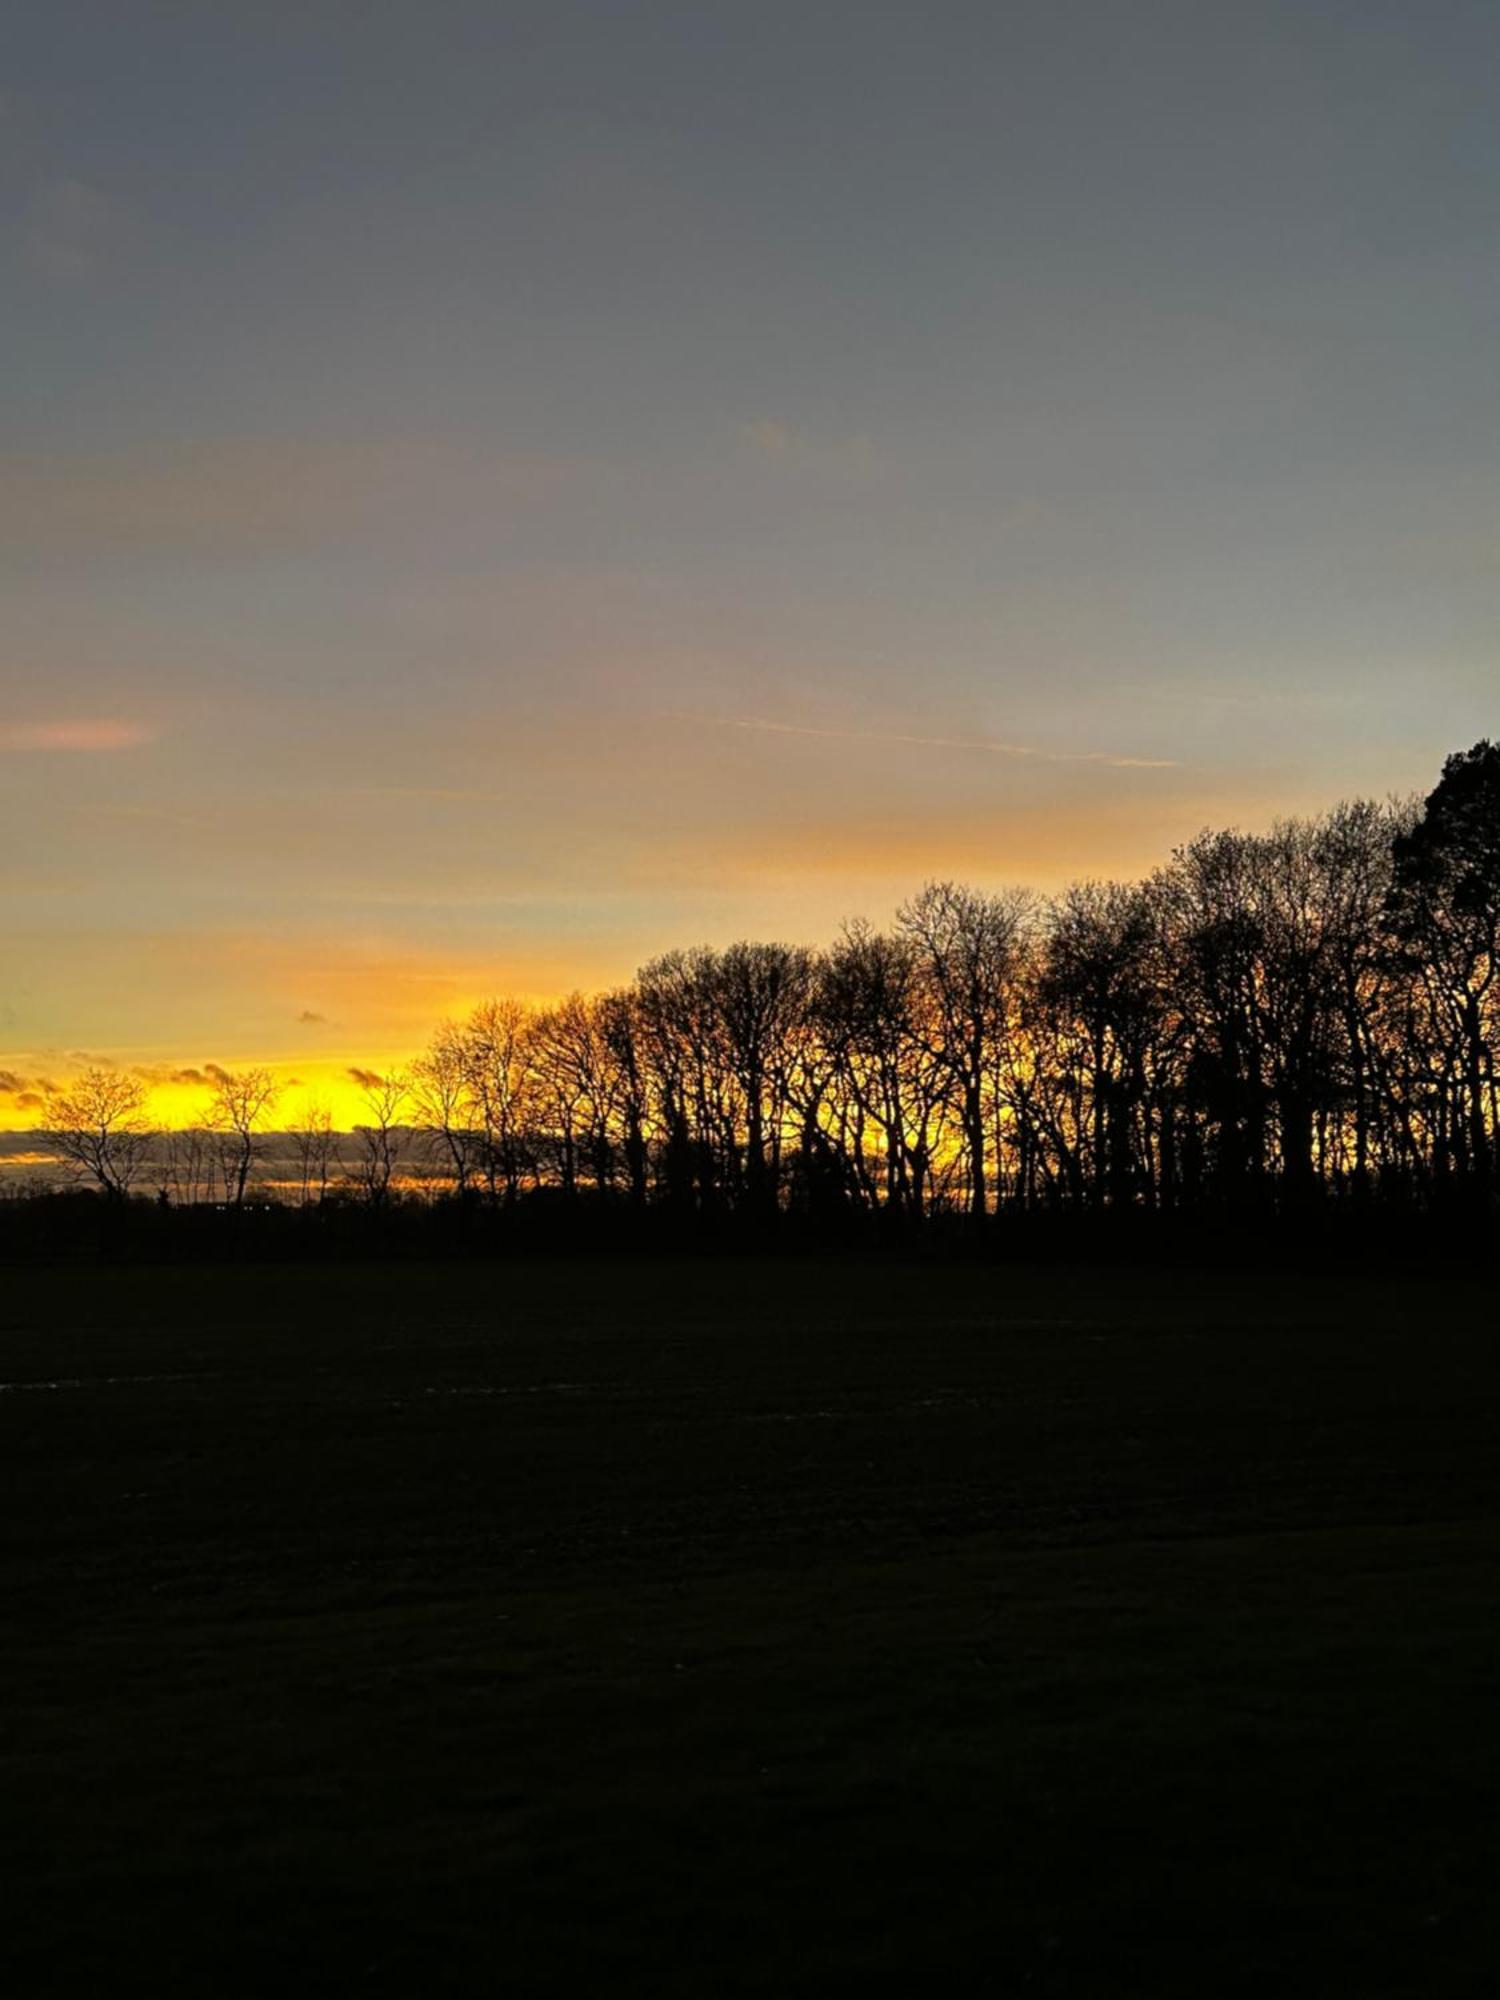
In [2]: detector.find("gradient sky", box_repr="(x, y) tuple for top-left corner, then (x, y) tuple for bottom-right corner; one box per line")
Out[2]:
(5, 1), (1500, 1117)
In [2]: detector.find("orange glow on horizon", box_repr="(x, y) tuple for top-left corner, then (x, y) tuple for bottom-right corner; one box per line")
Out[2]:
(0, 1057), (431, 1138)
(0, 774), (1364, 1139)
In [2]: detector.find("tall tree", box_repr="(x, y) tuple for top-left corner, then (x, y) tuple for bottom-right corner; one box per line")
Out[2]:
(412, 1022), (481, 1197)
(351, 1069), (410, 1209)
(1387, 741), (1500, 1189)
(460, 999), (534, 1204)
(899, 883), (1033, 1220)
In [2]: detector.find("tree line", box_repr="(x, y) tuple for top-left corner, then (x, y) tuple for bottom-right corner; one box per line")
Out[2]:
(32, 741), (1500, 1230)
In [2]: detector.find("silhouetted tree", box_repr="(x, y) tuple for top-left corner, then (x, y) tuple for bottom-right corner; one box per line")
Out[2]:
(290, 1096), (340, 1206)
(460, 999), (533, 1204)
(351, 1069), (410, 1208)
(1040, 880), (1165, 1208)
(206, 1065), (279, 1207)
(23, 745), (1500, 1234)
(899, 882), (1034, 1221)
(40, 1067), (154, 1197)
(1388, 742), (1500, 1192)
(412, 1023), (481, 1197)
(159, 1125), (214, 1207)
(598, 988), (650, 1208)
(814, 923), (949, 1221)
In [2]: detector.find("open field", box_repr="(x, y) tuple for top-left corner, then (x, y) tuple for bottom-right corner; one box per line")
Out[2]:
(4, 1256), (1500, 1995)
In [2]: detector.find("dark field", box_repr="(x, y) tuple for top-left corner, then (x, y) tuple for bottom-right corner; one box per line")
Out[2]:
(4, 1258), (1500, 1996)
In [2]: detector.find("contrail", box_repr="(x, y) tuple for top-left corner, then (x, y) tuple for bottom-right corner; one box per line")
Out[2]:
(697, 715), (1177, 770)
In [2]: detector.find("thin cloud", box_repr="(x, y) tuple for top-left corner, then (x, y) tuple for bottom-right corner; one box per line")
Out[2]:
(0, 1073), (55, 1114)
(697, 715), (1177, 770)
(0, 720), (154, 752)
(297, 1010), (329, 1025)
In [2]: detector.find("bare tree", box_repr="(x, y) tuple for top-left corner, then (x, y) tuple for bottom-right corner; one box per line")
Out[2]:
(598, 987), (650, 1207)
(898, 882), (1034, 1220)
(412, 1023), (480, 1197)
(33, 746), (1500, 1237)
(290, 1095), (340, 1206)
(204, 1066), (279, 1207)
(460, 1000), (533, 1204)
(813, 922), (950, 1221)
(711, 942), (817, 1215)
(351, 1069), (410, 1208)
(527, 995), (595, 1197)
(41, 1067), (154, 1197)
(158, 1125), (214, 1206)
(1041, 880), (1167, 1208)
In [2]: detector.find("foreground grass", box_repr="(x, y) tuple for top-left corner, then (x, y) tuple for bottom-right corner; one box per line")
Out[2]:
(3, 1256), (1499, 1995)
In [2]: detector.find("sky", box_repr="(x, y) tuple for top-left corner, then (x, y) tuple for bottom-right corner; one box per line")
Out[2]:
(4, 1), (1500, 1124)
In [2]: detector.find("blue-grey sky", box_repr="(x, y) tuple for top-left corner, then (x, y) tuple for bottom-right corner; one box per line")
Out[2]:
(4, 1), (1499, 1094)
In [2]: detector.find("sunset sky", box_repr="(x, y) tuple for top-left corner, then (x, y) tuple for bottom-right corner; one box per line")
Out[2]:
(5, 2), (1500, 1125)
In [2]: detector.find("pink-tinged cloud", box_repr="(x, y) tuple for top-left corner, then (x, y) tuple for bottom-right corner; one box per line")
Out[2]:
(0, 720), (154, 752)
(698, 714), (1178, 770)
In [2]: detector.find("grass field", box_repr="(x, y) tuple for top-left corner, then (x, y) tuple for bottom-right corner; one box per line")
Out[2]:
(4, 1255), (1499, 1995)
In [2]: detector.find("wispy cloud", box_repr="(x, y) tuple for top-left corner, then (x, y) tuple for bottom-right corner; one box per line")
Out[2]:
(0, 1070), (53, 1102)
(696, 715), (1177, 770)
(0, 720), (154, 752)
(0, 1064), (57, 1117)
